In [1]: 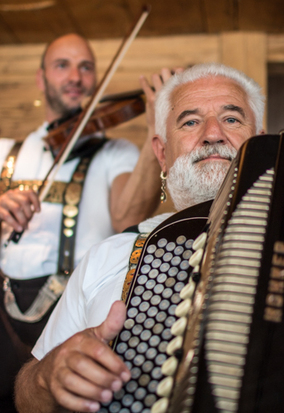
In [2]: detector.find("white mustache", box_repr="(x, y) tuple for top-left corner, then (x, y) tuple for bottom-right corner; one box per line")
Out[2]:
(190, 144), (237, 164)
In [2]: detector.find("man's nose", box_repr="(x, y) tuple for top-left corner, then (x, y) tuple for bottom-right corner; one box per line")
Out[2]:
(202, 117), (227, 145)
(68, 67), (81, 83)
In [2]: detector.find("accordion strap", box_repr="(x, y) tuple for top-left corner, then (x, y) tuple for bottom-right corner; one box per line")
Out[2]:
(121, 232), (148, 303)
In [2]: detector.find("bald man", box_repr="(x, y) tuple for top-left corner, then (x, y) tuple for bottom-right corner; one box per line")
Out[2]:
(0, 33), (168, 412)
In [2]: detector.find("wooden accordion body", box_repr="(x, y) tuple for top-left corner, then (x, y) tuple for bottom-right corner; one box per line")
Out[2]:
(166, 134), (284, 413)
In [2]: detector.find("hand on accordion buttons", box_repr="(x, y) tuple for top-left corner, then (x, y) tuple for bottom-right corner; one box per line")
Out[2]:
(36, 300), (131, 412)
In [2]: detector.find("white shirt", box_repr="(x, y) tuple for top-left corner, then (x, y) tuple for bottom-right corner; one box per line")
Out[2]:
(0, 123), (140, 279)
(32, 213), (172, 360)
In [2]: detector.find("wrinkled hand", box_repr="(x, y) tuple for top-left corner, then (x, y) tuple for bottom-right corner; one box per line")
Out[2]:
(38, 301), (130, 412)
(139, 67), (184, 135)
(0, 188), (40, 232)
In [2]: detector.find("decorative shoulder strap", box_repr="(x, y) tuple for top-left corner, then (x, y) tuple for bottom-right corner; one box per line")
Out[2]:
(57, 137), (109, 275)
(57, 155), (94, 275)
(121, 232), (148, 303)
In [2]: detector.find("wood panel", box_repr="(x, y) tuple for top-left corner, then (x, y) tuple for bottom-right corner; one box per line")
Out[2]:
(267, 70), (284, 134)
(4, 3), (81, 44)
(220, 32), (267, 87)
(0, 0), (284, 45)
(220, 32), (267, 129)
(145, 0), (205, 34)
(239, 0), (284, 32)
(203, 0), (239, 32)
(63, 0), (143, 38)
(268, 35), (284, 62)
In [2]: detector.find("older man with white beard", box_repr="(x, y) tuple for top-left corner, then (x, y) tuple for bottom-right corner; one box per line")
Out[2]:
(15, 62), (265, 413)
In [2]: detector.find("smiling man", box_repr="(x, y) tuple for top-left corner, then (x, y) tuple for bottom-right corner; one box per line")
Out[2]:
(15, 63), (265, 413)
(37, 34), (96, 122)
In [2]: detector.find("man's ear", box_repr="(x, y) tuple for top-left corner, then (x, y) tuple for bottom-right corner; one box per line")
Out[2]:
(152, 134), (167, 173)
(36, 68), (45, 92)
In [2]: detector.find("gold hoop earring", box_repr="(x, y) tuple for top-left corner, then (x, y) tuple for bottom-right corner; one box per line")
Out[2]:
(160, 171), (167, 203)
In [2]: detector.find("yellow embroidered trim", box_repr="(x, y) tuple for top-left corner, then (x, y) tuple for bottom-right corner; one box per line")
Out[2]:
(0, 180), (67, 204)
(121, 233), (148, 303)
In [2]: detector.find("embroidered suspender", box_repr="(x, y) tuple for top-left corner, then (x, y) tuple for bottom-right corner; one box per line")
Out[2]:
(121, 232), (148, 303)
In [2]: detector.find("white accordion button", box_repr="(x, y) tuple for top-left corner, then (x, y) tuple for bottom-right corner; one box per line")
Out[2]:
(157, 376), (174, 397)
(161, 356), (178, 376)
(175, 298), (191, 318)
(171, 316), (187, 337)
(180, 279), (195, 300)
(167, 335), (183, 355)
(192, 265), (200, 274)
(151, 397), (169, 413)
(189, 248), (204, 267)
(192, 232), (207, 251)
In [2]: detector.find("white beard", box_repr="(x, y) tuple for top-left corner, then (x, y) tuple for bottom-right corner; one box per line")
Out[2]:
(167, 144), (237, 211)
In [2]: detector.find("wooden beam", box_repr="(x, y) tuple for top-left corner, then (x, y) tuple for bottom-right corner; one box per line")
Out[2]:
(220, 32), (267, 128)
(220, 32), (267, 90)
(268, 35), (284, 62)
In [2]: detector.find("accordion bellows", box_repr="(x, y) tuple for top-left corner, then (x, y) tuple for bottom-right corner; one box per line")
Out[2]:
(166, 134), (284, 413)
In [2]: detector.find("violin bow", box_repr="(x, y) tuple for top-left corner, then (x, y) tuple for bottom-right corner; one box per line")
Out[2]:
(6, 5), (151, 246)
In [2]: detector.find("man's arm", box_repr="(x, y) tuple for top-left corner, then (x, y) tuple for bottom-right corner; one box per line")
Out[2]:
(15, 301), (131, 413)
(109, 68), (182, 233)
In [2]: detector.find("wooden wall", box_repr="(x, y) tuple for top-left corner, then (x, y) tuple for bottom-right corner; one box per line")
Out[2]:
(2, 32), (284, 143)
(0, 32), (284, 214)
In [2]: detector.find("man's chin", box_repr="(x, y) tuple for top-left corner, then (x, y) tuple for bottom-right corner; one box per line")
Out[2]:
(60, 101), (82, 115)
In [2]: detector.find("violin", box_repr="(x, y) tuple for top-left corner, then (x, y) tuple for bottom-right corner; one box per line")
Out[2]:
(44, 89), (146, 157)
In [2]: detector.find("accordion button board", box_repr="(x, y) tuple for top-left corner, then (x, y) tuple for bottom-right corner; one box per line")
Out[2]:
(98, 213), (209, 413)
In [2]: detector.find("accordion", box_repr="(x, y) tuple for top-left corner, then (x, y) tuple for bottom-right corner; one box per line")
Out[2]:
(98, 201), (211, 413)
(158, 133), (284, 413)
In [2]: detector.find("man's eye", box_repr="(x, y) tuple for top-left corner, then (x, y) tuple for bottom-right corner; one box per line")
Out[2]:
(226, 117), (239, 124)
(57, 62), (68, 69)
(81, 64), (94, 72)
(184, 119), (197, 126)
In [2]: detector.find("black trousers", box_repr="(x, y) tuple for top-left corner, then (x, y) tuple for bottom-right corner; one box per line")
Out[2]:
(0, 276), (58, 413)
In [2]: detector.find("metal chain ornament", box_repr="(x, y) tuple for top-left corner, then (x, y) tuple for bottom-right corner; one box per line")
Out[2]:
(160, 170), (167, 203)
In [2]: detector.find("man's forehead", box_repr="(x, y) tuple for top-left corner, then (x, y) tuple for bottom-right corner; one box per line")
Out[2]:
(171, 75), (249, 107)
(44, 37), (94, 65)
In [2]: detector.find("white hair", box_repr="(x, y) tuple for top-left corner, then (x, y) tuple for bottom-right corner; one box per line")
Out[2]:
(155, 62), (265, 141)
